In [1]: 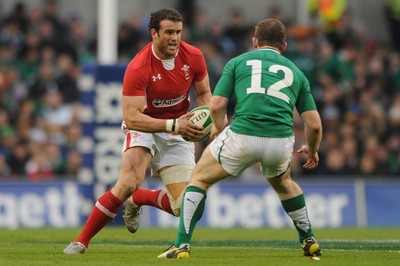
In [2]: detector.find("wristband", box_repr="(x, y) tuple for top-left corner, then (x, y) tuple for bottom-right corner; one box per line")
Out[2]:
(172, 119), (176, 132)
(172, 119), (179, 133)
(166, 119), (179, 133)
(166, 119), (174, 132)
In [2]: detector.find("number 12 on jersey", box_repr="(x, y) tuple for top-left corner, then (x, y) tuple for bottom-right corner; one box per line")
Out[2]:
(246, 60), (292, 103)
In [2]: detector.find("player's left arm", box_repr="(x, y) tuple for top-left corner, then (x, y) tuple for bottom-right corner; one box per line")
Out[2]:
(209, 95), (229, 138)
(295, 76), (322, 169)
(298, 110), (322, 169)
(193, 73), (212, 107)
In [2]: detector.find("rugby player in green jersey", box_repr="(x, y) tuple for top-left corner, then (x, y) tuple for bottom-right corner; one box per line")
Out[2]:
(158, 18), (323, 259)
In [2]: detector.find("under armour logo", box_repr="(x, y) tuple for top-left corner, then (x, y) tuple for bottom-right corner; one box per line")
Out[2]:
(152, 74), (161, 81)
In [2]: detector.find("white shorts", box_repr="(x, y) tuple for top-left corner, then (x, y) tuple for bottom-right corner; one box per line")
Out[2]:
(122, 127), (195, 176)
(210, 127), (295, 178)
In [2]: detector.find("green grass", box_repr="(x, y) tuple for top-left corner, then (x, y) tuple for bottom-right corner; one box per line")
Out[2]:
(1, 227), (400, 266)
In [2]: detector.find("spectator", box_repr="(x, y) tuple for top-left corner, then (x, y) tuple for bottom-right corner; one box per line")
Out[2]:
(388, 93), (400, 131)
(42, 0), (68, 40)
(359, 153), (378, 176)
(13, 99), (36, 139)
(67, 15), (95, 64)
(39, 89), (74, 145)
(224, 8), (250, 55)
(25, 145), (54, 181)
(45, 141), (66, 174)
(64, 121), (82, 149)
(340, 138), (359, 174)
(64, 149), (82, 176)
(0, 153), (11, 177)
(0, 108), (16, 149)
(323, 148), (347, 175)
(117, 19), (143, 62)
(385, 0), (400, 52)
(6, 138), (30, 177)
(29, 61), (58, 102)
(0, 18), (24, 53)
(386, 134), (400, 174)
(188, 9), (210, 43)
(55, 53), (80, 103)
(206, 21), (235, 59)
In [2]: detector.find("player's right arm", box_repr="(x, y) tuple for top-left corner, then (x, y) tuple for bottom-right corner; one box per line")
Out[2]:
(122, 95), (168, 132)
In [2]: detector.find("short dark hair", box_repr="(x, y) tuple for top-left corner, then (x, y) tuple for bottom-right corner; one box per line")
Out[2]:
(255, 18), (286, 49)
(148, 8), (183, 32)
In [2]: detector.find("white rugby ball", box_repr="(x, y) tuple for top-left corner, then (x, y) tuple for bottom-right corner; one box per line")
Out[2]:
(183, 106), (213, 142)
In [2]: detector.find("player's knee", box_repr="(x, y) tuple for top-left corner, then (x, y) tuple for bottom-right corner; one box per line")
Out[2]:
(190, 178), (212, 190)
(169, 192), (183, 216)
(269, 176), (294, 195)
(112, 182), (137, 201)
(115, 174), (142, 196)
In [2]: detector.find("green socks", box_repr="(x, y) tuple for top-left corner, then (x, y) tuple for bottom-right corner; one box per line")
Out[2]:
(281, 194), (315, 243)
(173, 190), (314, 246)
(174, 186), (207, 247)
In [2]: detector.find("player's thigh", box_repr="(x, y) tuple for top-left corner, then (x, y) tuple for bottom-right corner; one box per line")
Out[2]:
(154, 135), (195, 199)
(191, 146), (230, 189)
(153, 133), (195, 171)
(210, 127), (256, 176)
(160, 164), (194, 199)
(113, 147), (152, 199)
(261, 136), (294, 178)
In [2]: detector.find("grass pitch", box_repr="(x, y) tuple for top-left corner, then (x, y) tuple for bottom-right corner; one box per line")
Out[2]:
(1, 227), (399, 266)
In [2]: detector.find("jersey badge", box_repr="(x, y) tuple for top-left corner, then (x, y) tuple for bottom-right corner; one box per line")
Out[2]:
(181, 65), (191, 80)
(131, 132), (140, 142)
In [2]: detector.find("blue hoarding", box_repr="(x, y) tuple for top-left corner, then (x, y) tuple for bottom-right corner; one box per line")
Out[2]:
(0, 182), (93, 228)
(1, 180), (400, 228)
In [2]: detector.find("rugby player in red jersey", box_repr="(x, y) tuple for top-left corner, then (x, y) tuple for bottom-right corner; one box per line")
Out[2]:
(64, 8), (212, 254)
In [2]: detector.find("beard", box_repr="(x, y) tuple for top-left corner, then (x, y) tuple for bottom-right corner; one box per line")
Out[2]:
(159, 42), (179, 59)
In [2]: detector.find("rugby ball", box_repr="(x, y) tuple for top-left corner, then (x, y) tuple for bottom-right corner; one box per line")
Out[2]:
(183, 106), (213, 142)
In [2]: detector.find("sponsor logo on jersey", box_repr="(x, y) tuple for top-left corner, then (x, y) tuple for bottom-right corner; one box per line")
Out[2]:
(152, 94), (186, 107)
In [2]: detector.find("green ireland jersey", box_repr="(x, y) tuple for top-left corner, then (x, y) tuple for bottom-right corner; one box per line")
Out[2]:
(214, 48), (317, 137)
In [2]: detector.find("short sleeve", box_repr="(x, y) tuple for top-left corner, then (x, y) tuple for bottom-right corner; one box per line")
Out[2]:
(122, 62), (147, 96)
(213, 59), (235, 98)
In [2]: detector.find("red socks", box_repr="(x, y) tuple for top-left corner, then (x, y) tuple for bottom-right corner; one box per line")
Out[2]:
(132, 188), (174, 215)
(75, 190), (122, 247)
(75, 188), (174, 248)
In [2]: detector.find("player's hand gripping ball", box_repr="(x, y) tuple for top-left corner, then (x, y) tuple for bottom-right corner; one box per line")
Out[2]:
(183, 106), (213, 142)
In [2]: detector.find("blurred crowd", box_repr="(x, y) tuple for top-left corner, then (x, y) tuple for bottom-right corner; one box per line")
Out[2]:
(0, 0), (400, 181)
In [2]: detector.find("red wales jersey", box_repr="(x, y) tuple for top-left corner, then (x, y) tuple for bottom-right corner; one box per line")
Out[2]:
(122, 41), (207, 119)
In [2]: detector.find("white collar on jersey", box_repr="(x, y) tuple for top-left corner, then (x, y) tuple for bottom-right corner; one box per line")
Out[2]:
(151, 44), (179, 70)
(259, 47), (281, 54)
